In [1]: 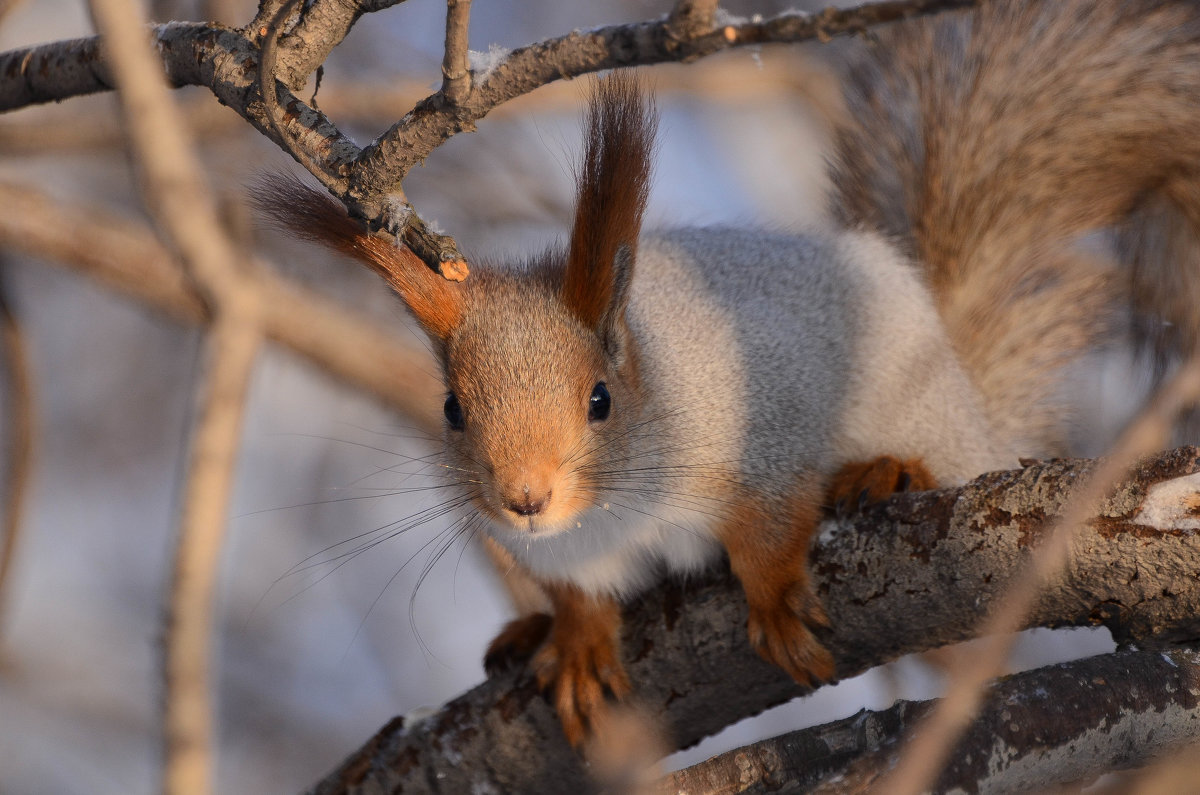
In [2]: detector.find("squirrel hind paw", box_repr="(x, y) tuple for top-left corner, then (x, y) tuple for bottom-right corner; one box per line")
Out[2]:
(828, 455), (937, 516)
(483, 612), (553, 677)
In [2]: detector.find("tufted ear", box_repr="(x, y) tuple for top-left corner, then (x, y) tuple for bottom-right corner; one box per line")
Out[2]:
(561, 73), (657, 344)
(255, 175), (464, 340)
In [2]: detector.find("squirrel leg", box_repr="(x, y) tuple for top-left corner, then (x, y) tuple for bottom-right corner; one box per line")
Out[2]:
(484, 613), (553, 676)
(719, 480), (835, 686)
(828, 456), (937, 515)
(531, 582), (630, 748)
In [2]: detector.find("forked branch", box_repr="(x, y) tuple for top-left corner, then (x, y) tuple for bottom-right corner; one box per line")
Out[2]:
(0, 0), (980, 279)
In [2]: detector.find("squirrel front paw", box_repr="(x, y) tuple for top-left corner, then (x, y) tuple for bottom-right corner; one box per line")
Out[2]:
(746, 583), (834, 686)
(532, 621), (631, 748)
(829, 455), (937, 516)
(483, 612), (553, 676)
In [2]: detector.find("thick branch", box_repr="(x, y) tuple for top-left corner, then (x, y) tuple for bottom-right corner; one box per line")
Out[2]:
(883, 353), (1200, 795)
(309, 448), (1200, 793)
(247, 0), (405, 88)
(665, 648), (1200, 794)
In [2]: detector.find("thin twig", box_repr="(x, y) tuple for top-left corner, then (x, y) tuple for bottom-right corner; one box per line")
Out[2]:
(877, 354), (1200, 795)
(665, 0), (719, 43)
(0, 268), (33, 642)
(87, 0), (265, 793)
(0, 0), (980, 277)
(440, 0), (472, 104)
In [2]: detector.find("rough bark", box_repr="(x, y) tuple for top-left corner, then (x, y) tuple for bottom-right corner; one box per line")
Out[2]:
(665, 648), (1200, 794)
(308, 447), (1200, 794)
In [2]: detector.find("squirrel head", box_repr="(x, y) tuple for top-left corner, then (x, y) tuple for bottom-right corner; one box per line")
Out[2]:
(263, 73), (656, 536)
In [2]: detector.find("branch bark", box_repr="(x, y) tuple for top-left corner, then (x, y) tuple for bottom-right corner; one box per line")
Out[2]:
(308, 447), (1200, 794)
(881, 354), (1200, 795)
(440, 0), (472, 105)
(664, 648), (1200, 794)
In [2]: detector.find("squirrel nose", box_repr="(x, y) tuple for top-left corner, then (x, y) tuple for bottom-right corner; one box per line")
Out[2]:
(508, 495), (549, 516)
(503, 483), (552, 517)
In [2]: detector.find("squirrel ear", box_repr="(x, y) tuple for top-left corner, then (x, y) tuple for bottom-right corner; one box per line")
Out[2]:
(254, 176), (464, 340)
(562, 72), (656, 337)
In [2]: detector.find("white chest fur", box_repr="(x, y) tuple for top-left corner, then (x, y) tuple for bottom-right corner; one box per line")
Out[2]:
(487, 496), (724, 596)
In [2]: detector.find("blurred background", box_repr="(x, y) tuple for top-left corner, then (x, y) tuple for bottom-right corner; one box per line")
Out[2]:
(0, 1), (1120, 792)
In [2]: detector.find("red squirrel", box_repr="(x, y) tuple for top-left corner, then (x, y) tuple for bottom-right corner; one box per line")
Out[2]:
(260, 0), (1200, 748)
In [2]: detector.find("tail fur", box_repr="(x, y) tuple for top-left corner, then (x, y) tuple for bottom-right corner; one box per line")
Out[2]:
(831, 0), (1200, 453)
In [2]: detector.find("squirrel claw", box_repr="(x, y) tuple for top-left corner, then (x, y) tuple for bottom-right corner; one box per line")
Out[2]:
(483, 612), (553, 677)
(747, 583), (835, 687)
(533, 628), (631, 748)
(748, 602), (834, 687)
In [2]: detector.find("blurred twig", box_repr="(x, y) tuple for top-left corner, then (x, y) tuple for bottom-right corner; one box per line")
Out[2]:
(88, 0), (265, 792)
(0, 182), (441, 434)
(0, 0), (25, 26)
(0, 268), (33, 643)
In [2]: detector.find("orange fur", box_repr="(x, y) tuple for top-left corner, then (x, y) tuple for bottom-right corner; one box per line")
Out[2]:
(716, 478), (835, 686)
(531, 581), (629, 748)
(254, 175), (464, 339)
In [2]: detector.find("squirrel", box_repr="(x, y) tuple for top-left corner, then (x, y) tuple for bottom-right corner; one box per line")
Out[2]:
(258, 0), (1200, 749)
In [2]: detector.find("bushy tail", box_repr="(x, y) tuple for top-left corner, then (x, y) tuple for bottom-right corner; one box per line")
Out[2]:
(830, 0), (1200, 453)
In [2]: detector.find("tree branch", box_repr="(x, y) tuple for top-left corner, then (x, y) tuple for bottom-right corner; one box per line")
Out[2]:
(440, 0), (472, 105)
(665, 0), (720, 44)
(345, 0), (979, 217)
(881, 353), (1200, 794)
(664, 647), (1200, 794)
(0, 0), (980, 276)
(307, 447), (1200, 793)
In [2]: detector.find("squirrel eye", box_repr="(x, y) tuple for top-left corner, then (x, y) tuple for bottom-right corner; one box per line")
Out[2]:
(444, 393), (465, 431)
(588, 382), (611, 422)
